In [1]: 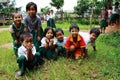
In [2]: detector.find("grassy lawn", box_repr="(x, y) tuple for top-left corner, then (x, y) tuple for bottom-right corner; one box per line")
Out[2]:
(0, 22), (120, 80)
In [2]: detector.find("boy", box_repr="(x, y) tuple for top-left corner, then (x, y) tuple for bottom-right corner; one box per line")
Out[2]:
(24, 2), (43, 51)
(9, 12), (25, 57)
(65, 24), (86, 59)
(15, 32), (41, 79)
(54, 28), (66, 57)
(79, 28), (100, 56)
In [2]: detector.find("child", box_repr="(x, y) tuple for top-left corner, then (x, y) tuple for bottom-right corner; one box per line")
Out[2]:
(46, 11), (50, 27)
(49, 10), (56, 28)
(15, 32), (41, 79)
(54, 28), (66, 57)
(65, 24), (86, 59)
(110, 2), (119, 26)
(40, 27), (58, 60)
(9, 12), (25, 57)
(24, 2), (43, 51)
(108, 6), (112, 26)
(100, 5), (108, 33)
(79, 28), (100, 56)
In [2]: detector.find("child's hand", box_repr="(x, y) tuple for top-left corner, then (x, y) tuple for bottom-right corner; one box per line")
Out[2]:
(14, 40), (18, 44)
(49, 39), (54, 46)
(45, 38), (49, 44)
(37, 36), (41, 41)
(26, 44), (33, 50)
(50, 39), (54, 44)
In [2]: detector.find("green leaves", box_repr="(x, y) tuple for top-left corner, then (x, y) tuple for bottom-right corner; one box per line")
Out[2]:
(50, 0), (64, 10)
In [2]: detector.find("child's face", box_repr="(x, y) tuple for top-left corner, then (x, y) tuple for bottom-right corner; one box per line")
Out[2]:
(46, 29), (53, 39)
(13, 13), (22, 25)
(55, 31), (64, 41)
(28, 5), (36, 17)
(70, 28), (79, 38)
(90, 33), (98, 42)
(22, 36), (33, 49)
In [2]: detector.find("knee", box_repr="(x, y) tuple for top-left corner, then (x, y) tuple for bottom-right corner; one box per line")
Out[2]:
(70, 45), (75, 52)
(35, 52), (40, 57)
(17, 55), (26, 62)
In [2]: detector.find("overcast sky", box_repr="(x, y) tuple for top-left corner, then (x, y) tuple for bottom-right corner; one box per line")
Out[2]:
(15, 0), (77, 12)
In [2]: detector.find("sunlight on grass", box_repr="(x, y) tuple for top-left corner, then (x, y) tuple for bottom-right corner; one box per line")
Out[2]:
(0, 23), (120, 79)
(0, 30), (12, 45)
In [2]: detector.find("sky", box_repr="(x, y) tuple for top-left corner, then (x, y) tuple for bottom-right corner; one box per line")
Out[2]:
(15, 0), (77, 12)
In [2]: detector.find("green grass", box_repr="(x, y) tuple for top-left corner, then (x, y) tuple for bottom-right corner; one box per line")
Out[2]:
(0, 30), (12, 45)
(0, 22), (120, 80)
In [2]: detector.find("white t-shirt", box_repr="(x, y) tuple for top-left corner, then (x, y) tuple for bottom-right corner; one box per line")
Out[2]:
(79, 32), (95, 49)
(112, 6), (119, 14)
(18, 45), (36, 60)
(41, 37), (56, 47)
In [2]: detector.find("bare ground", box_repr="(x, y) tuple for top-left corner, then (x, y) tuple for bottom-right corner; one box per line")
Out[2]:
(0, 28), (9, 32)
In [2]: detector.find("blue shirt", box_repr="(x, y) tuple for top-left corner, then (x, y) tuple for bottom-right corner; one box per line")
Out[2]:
(24, 15), (42, 32)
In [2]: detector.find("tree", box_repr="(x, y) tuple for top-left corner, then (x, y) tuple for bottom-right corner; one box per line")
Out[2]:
(41, 6), (51, 15)
(50, 0), (64, 10)
(0, 0), (16, 19)
(74, 0), (90, 17)
(50, 0), (64, 20)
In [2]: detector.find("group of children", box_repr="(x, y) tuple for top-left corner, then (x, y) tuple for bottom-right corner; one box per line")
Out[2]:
(9, 2), (101, 79)
(100, 2), (119, 33)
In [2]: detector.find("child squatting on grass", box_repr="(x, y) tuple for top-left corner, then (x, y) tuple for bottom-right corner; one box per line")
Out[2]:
(9, 12), (25, 57)
(79, 28), (100, 57)
(65, 24), (87, 60)
(39, 27), (58, 60)
(24, 2), (43, 52)
(15, 32), (42, 79)
(54, 28), (66, 57)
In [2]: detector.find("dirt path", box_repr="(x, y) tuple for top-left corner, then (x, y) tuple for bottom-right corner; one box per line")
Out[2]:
(0, 43), (12, 49)
(0, 28), (9, 32)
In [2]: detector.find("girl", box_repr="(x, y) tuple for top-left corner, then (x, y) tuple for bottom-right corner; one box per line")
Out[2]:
(65, 24), (86, 59)
(24, 2), (43, 51)
(100, 5), (108, 33)
(9, 12), (25, 57)
(40, 27), (58, 60)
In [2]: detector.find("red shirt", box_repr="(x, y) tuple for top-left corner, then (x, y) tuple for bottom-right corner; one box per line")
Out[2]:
(65, 34), (86, 56)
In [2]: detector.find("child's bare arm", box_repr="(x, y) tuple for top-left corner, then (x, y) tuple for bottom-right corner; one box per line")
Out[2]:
(37, 27), (40, 41)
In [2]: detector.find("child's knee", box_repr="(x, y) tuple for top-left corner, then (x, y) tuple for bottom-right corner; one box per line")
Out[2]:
(70, 45), (75, 52)
(17, 55), (26, 62)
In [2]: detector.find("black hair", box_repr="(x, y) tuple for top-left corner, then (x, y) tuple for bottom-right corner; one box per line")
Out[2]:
(69, 24), (79, 32)
(90, 28), (100, 37)
(26, 2), (37, 12)
(43, 27), (55, 38)
(115, 2), (119, 6)
(55, 28), (64, 37)
(20, 32), (33, 42)
(12, 12), (23, 19)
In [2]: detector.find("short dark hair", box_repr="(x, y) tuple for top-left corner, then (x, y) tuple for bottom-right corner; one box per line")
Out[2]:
(90, 28), (100, 37)
(43, 27), (55, 38)
(115, 2), (119, 6)
(20, 32), (33, 42)
(69, 24), (79, 32)
(12, 12), (22, 19)
(55, 28), (64, 37)
(26, 2), (37, 12)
